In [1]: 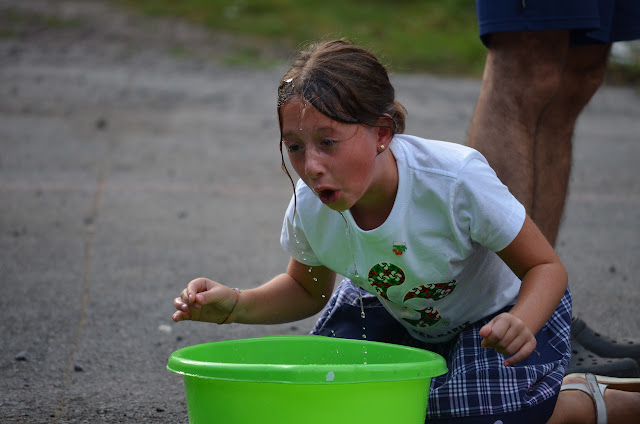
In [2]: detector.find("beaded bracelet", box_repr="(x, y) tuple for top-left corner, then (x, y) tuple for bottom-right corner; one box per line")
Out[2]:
(220, 288), (242, 325)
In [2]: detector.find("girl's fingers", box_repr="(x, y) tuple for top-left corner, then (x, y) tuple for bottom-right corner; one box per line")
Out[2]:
(181, 279), (210, 306)
(172, 310), (191, 322)
(504, 339), (536, 366)
(180, 288), (190, 305)
(480, 314), (534, 358)
(480, 317), (508, 347)
(173, 278), (224, 323)
(186, 278), (212, 297)
(503, 331), (530, 354)
(499, 325), (525, 352)
(481, 318), (536, 366)
(174, 296), (188, 311)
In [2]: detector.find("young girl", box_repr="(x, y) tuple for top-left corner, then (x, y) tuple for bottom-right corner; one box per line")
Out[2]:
(172, 39), (638, 423)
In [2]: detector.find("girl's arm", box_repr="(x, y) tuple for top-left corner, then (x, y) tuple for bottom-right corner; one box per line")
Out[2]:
(479, 215), (568, 366)
(172, 258), (336, 325)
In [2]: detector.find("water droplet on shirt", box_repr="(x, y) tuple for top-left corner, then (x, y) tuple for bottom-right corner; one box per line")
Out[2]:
(339, 212), (360, 279)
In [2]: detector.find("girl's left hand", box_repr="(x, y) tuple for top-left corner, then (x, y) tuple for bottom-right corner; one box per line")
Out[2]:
(479, 312), (537, 366)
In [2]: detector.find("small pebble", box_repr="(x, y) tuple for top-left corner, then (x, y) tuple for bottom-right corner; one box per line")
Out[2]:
(158, 324), (172, 334)
(15, 351), (28, 361)
(95, 118), (108, 130)
(74, 365), (84, 372)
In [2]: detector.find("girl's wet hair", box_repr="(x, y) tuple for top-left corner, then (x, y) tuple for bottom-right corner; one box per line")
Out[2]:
(277, 38), (406, 133)
(277, 38), (407, 207)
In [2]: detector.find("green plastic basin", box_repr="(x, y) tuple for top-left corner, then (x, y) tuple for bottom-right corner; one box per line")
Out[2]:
(167, 335), (447, 424)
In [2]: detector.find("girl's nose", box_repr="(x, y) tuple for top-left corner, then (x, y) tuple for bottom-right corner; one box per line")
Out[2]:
(304, 149), (325, 179)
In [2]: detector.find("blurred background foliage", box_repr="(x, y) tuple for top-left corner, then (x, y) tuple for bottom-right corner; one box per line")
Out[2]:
(111, 0), (485, 76)
(112, 0), (639, 82)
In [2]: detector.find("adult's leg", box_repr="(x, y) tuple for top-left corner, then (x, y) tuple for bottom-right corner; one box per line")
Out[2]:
(467, 30), (570, 210)
(531, 43), (610, 246)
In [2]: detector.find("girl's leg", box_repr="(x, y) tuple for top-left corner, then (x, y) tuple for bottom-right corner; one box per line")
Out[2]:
(310, 278), (422, 347)
(427, 395), (558, 424)
(424, 288), (571, 422)
(548, 374), (640, 424)
(312, 280), (574, 423)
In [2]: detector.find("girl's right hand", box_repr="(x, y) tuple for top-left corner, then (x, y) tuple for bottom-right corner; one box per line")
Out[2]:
(172, 278), (239, 324)
(479, 312), (536, 366)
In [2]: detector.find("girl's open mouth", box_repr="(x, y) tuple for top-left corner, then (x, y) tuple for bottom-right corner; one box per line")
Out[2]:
(317, 189), (340, 205)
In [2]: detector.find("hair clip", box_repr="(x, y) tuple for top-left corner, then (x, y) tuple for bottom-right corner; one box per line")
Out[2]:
(277, 78), (295, 108)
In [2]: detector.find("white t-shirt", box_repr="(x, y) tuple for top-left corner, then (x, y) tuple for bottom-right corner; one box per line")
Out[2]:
(281, 134), (526, 342)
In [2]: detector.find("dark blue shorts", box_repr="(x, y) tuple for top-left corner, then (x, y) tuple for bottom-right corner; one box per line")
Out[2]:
(476, 0), (640, 46)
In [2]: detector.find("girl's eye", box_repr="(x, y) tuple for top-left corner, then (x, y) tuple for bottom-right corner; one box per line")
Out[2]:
(321, 139), (336, 148)
(286, 144), (301, 153)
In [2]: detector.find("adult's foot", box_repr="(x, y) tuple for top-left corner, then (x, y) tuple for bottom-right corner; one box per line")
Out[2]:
(572, 318), (640, 361)
(568, 332), (640, 377)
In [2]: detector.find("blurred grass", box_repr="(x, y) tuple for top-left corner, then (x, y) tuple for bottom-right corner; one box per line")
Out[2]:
(0, 7), (81, 38)
(110, 0), (486, 76)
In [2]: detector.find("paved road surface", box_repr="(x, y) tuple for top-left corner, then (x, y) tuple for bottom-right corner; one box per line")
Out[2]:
(1, 1), (639, 422)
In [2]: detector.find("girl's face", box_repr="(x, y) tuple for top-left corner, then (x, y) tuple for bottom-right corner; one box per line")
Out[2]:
(280, 97), (393, 213)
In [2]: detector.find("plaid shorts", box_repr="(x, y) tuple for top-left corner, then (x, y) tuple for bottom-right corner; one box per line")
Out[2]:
(311, 279), (572, 423)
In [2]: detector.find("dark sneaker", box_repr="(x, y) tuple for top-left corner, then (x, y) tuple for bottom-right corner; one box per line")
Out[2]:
(572, 318), (640, 360)
(568, 333), (640, 377)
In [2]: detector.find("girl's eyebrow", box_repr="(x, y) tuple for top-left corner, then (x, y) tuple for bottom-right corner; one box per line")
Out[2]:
(281, 131), (300, 141)
(282, 127), (336, 139)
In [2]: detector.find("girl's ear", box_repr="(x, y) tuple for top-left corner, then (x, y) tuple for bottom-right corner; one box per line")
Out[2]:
(375, 115), (394, 149)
